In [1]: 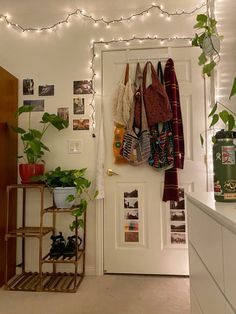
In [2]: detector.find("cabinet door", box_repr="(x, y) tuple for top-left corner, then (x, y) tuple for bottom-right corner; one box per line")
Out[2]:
(222, 227), (236, 312)
(190, 289), (203, 314)
(187, 201), (224, 289)
(189, 244), (226, 314)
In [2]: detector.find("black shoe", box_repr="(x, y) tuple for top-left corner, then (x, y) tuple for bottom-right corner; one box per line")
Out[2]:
(49, 232), (66, 259)
(63, 235), (82, 258)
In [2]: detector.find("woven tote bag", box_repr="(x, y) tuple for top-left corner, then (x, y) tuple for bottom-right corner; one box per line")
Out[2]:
(121, 63), (150, 166)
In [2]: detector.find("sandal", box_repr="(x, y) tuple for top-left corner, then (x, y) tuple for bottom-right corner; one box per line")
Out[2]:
(49, 232), (66, 259)
(63, 235), (82, 258)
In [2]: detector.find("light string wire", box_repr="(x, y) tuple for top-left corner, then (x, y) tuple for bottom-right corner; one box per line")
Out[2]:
(89, 35), (193, 137)
(0, 3), (206, 32)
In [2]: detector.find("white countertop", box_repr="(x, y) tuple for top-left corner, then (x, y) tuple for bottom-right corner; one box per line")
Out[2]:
(186, 192), (236, 233)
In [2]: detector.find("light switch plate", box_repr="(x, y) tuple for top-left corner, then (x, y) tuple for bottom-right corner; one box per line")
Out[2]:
(68, 139), (83, 154)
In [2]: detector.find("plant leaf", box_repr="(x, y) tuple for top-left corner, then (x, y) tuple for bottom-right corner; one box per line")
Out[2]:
(209, 114), (219, 128)
(198, 52), (207, 65)
(219, 110), (229, 124)
(16, 104), (35, 116)
(11, 126), (26, 134)
(196, 14), (208, 23)
(208, 103), (218, 117)
(200, 134), (204, 147)
(228, 114), (235, 131)
(203, 60), (216, 77)
(229, 78), (236, 99)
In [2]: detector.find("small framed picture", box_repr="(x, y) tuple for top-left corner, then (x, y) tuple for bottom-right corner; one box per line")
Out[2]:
(73, 98), (85, 114)
(23, 100), (44, 111)
(57, 107), (69, 122)
(39, 85), (54, 96)
(23, 79), (34, 95)
(73, 119), (89, 130)
(124, 198), (138, 209)
(73, 80), (92, 94)
(125, 232), (139, 243)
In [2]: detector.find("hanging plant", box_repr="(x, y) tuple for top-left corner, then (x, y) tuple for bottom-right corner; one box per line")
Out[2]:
(192, 13), (223, 77)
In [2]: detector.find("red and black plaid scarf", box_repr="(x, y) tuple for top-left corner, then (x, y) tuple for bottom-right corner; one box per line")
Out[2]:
(162, 58), (185, 202)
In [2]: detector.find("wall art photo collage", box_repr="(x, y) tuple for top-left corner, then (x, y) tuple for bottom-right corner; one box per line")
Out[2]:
(23, 78), (92, 131)
(169, 188), (187, 245)
(123, 189), (139, 243)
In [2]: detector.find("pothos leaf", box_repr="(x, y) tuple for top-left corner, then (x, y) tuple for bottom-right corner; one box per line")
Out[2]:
(229, 78), (236, 99)
(200, 134), (204, 147)
(209, 114), (219, 128)
(208, 103), (218, 117)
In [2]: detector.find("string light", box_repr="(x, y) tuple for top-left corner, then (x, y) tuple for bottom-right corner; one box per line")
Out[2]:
(0, 3), (206, 33)
(88, 35), (192, 137)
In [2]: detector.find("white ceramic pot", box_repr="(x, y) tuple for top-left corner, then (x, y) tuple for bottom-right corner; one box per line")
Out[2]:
(53, 187), (77, 209)
(203, 35), (220, 57)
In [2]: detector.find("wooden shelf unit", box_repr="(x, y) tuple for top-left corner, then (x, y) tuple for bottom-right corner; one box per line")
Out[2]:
(5, 184), (86, 293)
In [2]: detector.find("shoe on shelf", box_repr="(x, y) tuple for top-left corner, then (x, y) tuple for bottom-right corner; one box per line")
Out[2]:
(49, 232), (66, 259)
(63, 235), (82, 258)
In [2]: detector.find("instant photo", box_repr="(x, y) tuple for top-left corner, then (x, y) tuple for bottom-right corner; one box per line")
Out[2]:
(23, 79), (34, 95)
(57, 107), (69, 122)
(23, 99), (44, 111)
(39, 85), (54, 96)
(73, 98), (85, 114)
(73, 119), (89, 130)
(73, 80), (92, 94)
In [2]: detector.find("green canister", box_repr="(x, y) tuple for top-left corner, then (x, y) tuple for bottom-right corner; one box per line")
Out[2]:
(213, 130), (236, 202)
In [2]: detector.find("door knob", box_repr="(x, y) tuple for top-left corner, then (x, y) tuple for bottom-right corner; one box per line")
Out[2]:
(107, 169), (119, 176)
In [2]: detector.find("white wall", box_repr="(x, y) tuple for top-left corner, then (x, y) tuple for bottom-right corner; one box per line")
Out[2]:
(0, 0), (234, 274)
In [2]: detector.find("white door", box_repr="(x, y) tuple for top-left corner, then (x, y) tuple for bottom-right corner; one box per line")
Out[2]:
(102, 45), (206, 275)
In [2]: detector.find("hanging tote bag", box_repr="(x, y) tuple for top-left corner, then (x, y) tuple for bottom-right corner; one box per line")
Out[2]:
(142, 61), (172, 128)
(148, 61), (174, 171)
(112, 64), (132, 164)
(121, 63), (150, 166)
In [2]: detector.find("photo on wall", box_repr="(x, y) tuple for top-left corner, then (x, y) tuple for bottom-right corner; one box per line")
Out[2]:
(57, 107), (69, 122)
(73, 98), (85, 114)
(171, 232), (186, 244)
(23, 99), (44, 111)
(125, 232), (139, 243)
(124, 198), (138, 209)
(124, 210), (139, 220)
(73, 80), (93, 94)
(73, 119), (89, 130)
(170, 222), (186, 233)
(170, 210), (185, 221)
(124, 221), (139, 231)
(23, 79), (34, 95)
(170, 188), (185, 210)
(38, 85), (54, 96)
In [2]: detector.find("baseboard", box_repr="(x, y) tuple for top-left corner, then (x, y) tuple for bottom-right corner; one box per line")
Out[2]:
(85, 266), (97, 276)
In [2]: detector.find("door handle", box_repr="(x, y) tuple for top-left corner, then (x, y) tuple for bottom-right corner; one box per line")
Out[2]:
(107, 169), (119, 176)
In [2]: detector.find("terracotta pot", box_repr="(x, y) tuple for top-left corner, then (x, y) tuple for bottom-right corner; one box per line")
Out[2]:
(19, 163), (45, 184)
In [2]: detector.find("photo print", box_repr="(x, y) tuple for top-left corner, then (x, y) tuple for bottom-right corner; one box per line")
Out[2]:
(124, 210), (139, 220)
(73, 98), (85, 114)
(170, 188), (185, 210)
(171, 232), (186, 244)
(124, 189), (138, 198)
(73, 119), (89, 130)
(125, 232), (139, 243)
(23, 99), (44, 111)
(38, 85), (54, 96)
(124, 221), (139, 231)
(57, 107), (69, 122)
(23, 79), (34, 95)
(124, 198), (138, 209)
(170, 210), (185, 221)
(171, 222), (186, 233)
(73, 80), (93, 94)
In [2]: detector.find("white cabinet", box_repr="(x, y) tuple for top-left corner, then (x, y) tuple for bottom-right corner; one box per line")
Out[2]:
(187, 192), (236, 314)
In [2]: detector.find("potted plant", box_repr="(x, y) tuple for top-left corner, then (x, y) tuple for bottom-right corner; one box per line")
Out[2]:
(34, 167), (98, 230)
(192, 8), (236, 202)
(12, 104), (69, 183)
(192, 13), (223, 77)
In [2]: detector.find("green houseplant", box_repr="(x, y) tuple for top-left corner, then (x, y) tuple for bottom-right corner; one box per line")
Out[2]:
(13, 104), (69, 183)
(34, 167), (98, 231)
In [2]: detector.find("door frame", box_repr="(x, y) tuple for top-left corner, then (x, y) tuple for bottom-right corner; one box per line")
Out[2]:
(93, 41), (214, 275)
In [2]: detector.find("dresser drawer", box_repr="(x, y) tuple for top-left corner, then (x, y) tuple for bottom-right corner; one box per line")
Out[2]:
(188, 201), (224, 289)
(223, 227), (236, 311)
(189, 244), (226, 314)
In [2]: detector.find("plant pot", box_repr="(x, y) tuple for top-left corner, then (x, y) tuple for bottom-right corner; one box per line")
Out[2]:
(53, 187), (77, 209)
(203, 35), (221, 57)
(19, 163), (45, 184)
